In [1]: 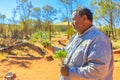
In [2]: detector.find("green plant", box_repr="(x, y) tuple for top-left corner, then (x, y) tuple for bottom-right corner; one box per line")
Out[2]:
(53, 50), (67, 63)
(29, 31), (49, 43)
(42, 40), (52, 47)
(111, 38), (120, 50)
(66, 27), (75, 36)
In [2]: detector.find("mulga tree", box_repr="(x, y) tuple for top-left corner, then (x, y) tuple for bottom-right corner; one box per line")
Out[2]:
(16, 0), (33, 39)
(31, 7), (42, 31)
(42, 5), (57, 41)
(0, 14), (6, 37)
(8, 9), (20, 40)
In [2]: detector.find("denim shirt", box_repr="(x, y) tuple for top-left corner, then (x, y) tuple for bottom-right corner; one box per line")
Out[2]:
(60, 26), (113, 80)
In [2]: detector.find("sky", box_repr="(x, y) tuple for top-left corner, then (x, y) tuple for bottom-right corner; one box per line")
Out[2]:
(0, 0), (91, 23)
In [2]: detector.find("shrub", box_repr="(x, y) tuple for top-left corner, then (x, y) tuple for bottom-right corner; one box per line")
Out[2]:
(42, 40), (52, 47)
(53, 50), (67, 59)
(29, 31), (49, 43)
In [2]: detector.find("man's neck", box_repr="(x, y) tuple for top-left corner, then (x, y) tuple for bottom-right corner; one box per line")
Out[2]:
(78, 24), (92, 34)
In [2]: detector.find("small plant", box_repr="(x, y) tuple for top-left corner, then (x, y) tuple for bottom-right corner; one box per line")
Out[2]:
(53, 50), (67, 63)
(29, 31), (49, 43)
(42, 40), (52, 47)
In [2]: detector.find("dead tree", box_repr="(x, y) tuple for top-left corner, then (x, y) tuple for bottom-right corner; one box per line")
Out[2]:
(0, 42), (45, 56)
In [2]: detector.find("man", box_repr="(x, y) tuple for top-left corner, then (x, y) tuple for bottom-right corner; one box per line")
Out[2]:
(59, 8), (113, 80)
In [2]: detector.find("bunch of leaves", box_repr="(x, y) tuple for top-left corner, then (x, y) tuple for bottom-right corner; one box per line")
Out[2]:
(53, 50), (67, 59)
(29, 31), (49, 43)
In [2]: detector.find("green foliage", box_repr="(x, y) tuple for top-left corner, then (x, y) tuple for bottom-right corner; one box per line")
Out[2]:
(22, 0), (27, 3)
(115, 28), (120, 38)
(66, 27), (75, 36)
(41, 40), (52, 47)
(98, 26), (120, 39)
(53, 25), (68, 32)
(111, 28), (120, 49)
(42, 5), (57, 22)
(98, 26), (109, 34)
(29, 31), (49, 43)
(53, 50), (67, 59)
(91, 0), (120, 39)
(32, 7), (41, 20)
(111, 38), (120, 49)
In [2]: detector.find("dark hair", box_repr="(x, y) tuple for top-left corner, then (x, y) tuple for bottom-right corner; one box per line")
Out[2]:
(79, 8), (93, 22)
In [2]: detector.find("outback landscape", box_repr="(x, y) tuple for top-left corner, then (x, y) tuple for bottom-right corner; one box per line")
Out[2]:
(0, 34), (120, 80)
(0, 0), (120, 80)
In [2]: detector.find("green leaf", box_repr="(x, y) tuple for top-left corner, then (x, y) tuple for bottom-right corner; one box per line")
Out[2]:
(53, 50), (67, 59)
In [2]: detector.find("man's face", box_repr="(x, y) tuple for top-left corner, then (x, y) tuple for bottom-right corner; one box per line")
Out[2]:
(72, 13), (85, 32)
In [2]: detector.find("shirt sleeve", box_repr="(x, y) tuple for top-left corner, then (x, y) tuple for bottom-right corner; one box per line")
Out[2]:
(69, 36), (112, 79)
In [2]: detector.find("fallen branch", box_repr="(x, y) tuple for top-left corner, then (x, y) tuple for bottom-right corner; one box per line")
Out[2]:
(113, 49), (120, 54)
(0, 42), (45, 56)
(58, 40), (66, 46)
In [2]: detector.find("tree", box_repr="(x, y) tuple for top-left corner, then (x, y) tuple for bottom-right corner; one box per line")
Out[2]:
(42, 5), (57, 40)
(0, 14), (6, 24)
(0, 14), (6, 36)
(91, 0), (120, 39)
(31, 7), (42, 31)
(16, 0), (33, 39)
(58, 0), (81, 39)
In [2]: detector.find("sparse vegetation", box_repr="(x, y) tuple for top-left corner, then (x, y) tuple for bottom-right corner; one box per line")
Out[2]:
(42, 40), (52, 47)
(0, 0), (120, 79)
(111, 39), (120, 50)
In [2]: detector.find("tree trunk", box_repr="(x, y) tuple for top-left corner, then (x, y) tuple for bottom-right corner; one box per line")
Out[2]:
(49, 24), (52, 41)
(0, 42), (45, 56)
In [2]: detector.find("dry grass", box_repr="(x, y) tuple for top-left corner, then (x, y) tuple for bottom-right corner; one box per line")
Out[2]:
(111, 38), (120, 50)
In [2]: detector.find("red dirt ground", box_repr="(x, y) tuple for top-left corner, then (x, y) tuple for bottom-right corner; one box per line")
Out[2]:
(0, 36), (120, 80)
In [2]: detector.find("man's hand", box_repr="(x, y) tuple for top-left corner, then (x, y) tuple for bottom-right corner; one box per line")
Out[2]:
(60, 65), (69, 76)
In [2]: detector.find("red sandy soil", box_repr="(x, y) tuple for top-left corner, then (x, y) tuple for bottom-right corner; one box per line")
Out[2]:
(0, 36), (120, 80)
(0, 50), (61, 80)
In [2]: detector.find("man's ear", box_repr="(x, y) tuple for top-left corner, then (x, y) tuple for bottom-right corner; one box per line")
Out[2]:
(82, 15), (87, 21)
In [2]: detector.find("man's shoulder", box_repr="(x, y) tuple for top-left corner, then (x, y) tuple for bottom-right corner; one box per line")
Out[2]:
(91, 26), (108, 37)
(84, 26), (110, 41)
(94, 28), (109, 39)
(91, 28), (111, 43)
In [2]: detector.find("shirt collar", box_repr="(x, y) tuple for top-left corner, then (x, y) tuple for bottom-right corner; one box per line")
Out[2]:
(77, 25), (96, 37)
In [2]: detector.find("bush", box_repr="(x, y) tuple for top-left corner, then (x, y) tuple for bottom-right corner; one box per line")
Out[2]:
(42, 40), (52, 47)
(29, 31), (49, 43)
(111, 39), (120, 49)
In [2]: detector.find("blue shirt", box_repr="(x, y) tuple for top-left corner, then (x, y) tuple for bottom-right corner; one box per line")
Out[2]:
(60, 26), (113, 80)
